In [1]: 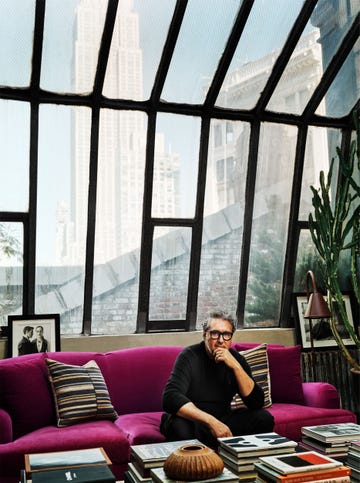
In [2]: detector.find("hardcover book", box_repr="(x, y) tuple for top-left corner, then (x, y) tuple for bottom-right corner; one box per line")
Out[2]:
(349, 440), (360, 453)
(303, 478), (350, 483)
(254, 461), (350, 483)
(31, 464), (116, 483)
(218, 433), (297, 457)
(130, 458), (154, 478)
(301, 423), (360, 443)
(219, 449), (256, 473)
(130, 439), (201, 467)
(150, 466), (239, 483)
(25, 447), (111, 474)
(218, 447), (260, 465)
(237, 471), (257, 483)
(300, 438), (349, 456)
(219, 445), (296, 462)
(125, 470), (139, 483)
(128, 462), (152, 483)
(254, 474), (350, 482)
(346, 442), (360, 479)
(258, 451), (342, 475)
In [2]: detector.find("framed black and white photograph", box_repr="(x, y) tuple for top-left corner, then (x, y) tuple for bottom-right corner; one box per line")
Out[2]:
(7, 314), (60, 358)
(294, 294), (355, 349)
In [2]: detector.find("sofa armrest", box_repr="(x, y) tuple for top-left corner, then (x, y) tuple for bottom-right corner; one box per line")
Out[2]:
(302, 382), (340, 409)
(0, 408), (13, 443)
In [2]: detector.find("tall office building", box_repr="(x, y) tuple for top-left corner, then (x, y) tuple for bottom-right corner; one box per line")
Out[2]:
(59, 0), (180, 265)
(206, 30), (328, 217)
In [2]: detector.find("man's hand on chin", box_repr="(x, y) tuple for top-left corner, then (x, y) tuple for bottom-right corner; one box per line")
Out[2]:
(213, 347), (238, 370)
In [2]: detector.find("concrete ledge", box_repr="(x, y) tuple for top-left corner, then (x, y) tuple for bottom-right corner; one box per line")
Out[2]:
(0, 328), (296, 358)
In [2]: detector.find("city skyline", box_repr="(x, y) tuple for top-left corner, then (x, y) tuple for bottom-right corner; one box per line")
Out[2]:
(0, 1), (330, 269)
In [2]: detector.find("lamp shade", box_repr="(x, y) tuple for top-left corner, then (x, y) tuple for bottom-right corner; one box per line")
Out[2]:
(304, 292), (331, 319)
(303, 270), (331, 319)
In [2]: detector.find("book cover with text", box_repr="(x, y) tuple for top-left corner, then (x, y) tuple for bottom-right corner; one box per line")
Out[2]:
(25, 447), (111, 474)
(130, 439), (201, 464)
(254, 461), (350, 483)
(301, 423), (360, 443)
(258, 451), (342, 475)
(150, 466), (238, 483)
(31, 464), (115, 483)
(218, 433), (297, 457)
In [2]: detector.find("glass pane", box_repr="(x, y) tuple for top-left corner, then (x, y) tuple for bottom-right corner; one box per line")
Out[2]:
(41, 0), (106, 94)
(94, 109), (146, 262)
(299, 127), (341, 221)
(269, 1), (360, 116)
(204, 120), (249, 216)
(216, 0), (303, 109)
(313, 1), (359, 117)
(0, 222), (23, 326)
(197, 206), (243, 328)
(91, 254), (139, 334)
(294, 229), (322, 293)
(153, 114), (200, 219)
(0, 0), (34, 87)
(267, 29), (322, 114)
(0, 100), (29, 211)
(244, 123), (297, 326)
(316, 39), (360, 118)
(149, 227), (191, 321)
(161, 0), (239, 104)
(197, 120), (249, 327)
(295, 230), (353, 295)
(104, 0), (175, 100)
(91, 109), (147, 334)
(36, 104), (91, 334)
(312, 0), (359, 64)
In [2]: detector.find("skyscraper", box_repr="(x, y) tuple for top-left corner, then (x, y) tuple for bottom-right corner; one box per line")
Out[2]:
(62, 0), (180, 265)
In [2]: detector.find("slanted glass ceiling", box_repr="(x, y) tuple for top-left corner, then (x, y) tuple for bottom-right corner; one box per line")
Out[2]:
(0, 0), (358, 335)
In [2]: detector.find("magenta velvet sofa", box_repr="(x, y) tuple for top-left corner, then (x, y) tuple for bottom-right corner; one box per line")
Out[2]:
(0, 343), (356, 482)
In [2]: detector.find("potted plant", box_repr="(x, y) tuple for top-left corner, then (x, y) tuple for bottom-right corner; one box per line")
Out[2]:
(308, 113), (360, 373)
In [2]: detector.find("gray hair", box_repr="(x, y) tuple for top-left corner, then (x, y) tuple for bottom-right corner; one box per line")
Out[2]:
(202, 311), (236, 333)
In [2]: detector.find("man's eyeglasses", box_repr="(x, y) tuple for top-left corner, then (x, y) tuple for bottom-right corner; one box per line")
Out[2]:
(207, 330), (233, 341)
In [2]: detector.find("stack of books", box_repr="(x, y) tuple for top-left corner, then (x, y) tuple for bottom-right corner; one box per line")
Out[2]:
(254, 450), (351, 483)
(125, 439), (202, 483)
(217, 432), (298, 482)
(300, 422), (360, 458)
(346, 441), (360, 482)
(23, 447), (116, 483)
(150, 466), (239, 483)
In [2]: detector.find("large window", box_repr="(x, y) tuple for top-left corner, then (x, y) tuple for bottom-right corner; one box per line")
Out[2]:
(0, 0), (358, 334)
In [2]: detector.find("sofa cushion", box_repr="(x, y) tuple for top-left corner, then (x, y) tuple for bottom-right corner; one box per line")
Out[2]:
(269, 403), (357, 442)
(0, 420), (131, 478)
(46, 358), (118, 427)
(267, 345), (304, 404)
(231, 343), (272, 409)
(46, 351), (98, 365)
(0, 353), (54, 438)
(115, 411), (166, 446)
(96, 346), (183, 414)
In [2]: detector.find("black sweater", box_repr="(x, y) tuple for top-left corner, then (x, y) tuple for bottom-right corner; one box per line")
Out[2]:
(162, 341), (264, 419)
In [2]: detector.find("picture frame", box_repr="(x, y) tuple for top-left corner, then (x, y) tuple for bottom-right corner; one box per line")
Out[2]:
(7, 314), (60, 358)
(293, 293), (356, 349)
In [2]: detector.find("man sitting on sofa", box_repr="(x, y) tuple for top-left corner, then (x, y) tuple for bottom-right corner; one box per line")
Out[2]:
(160, 310), (274, 447)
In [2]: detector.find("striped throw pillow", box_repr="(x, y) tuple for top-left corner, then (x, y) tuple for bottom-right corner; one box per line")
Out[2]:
(45, 358), (118, 427)
(231, 343), (272, 410)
